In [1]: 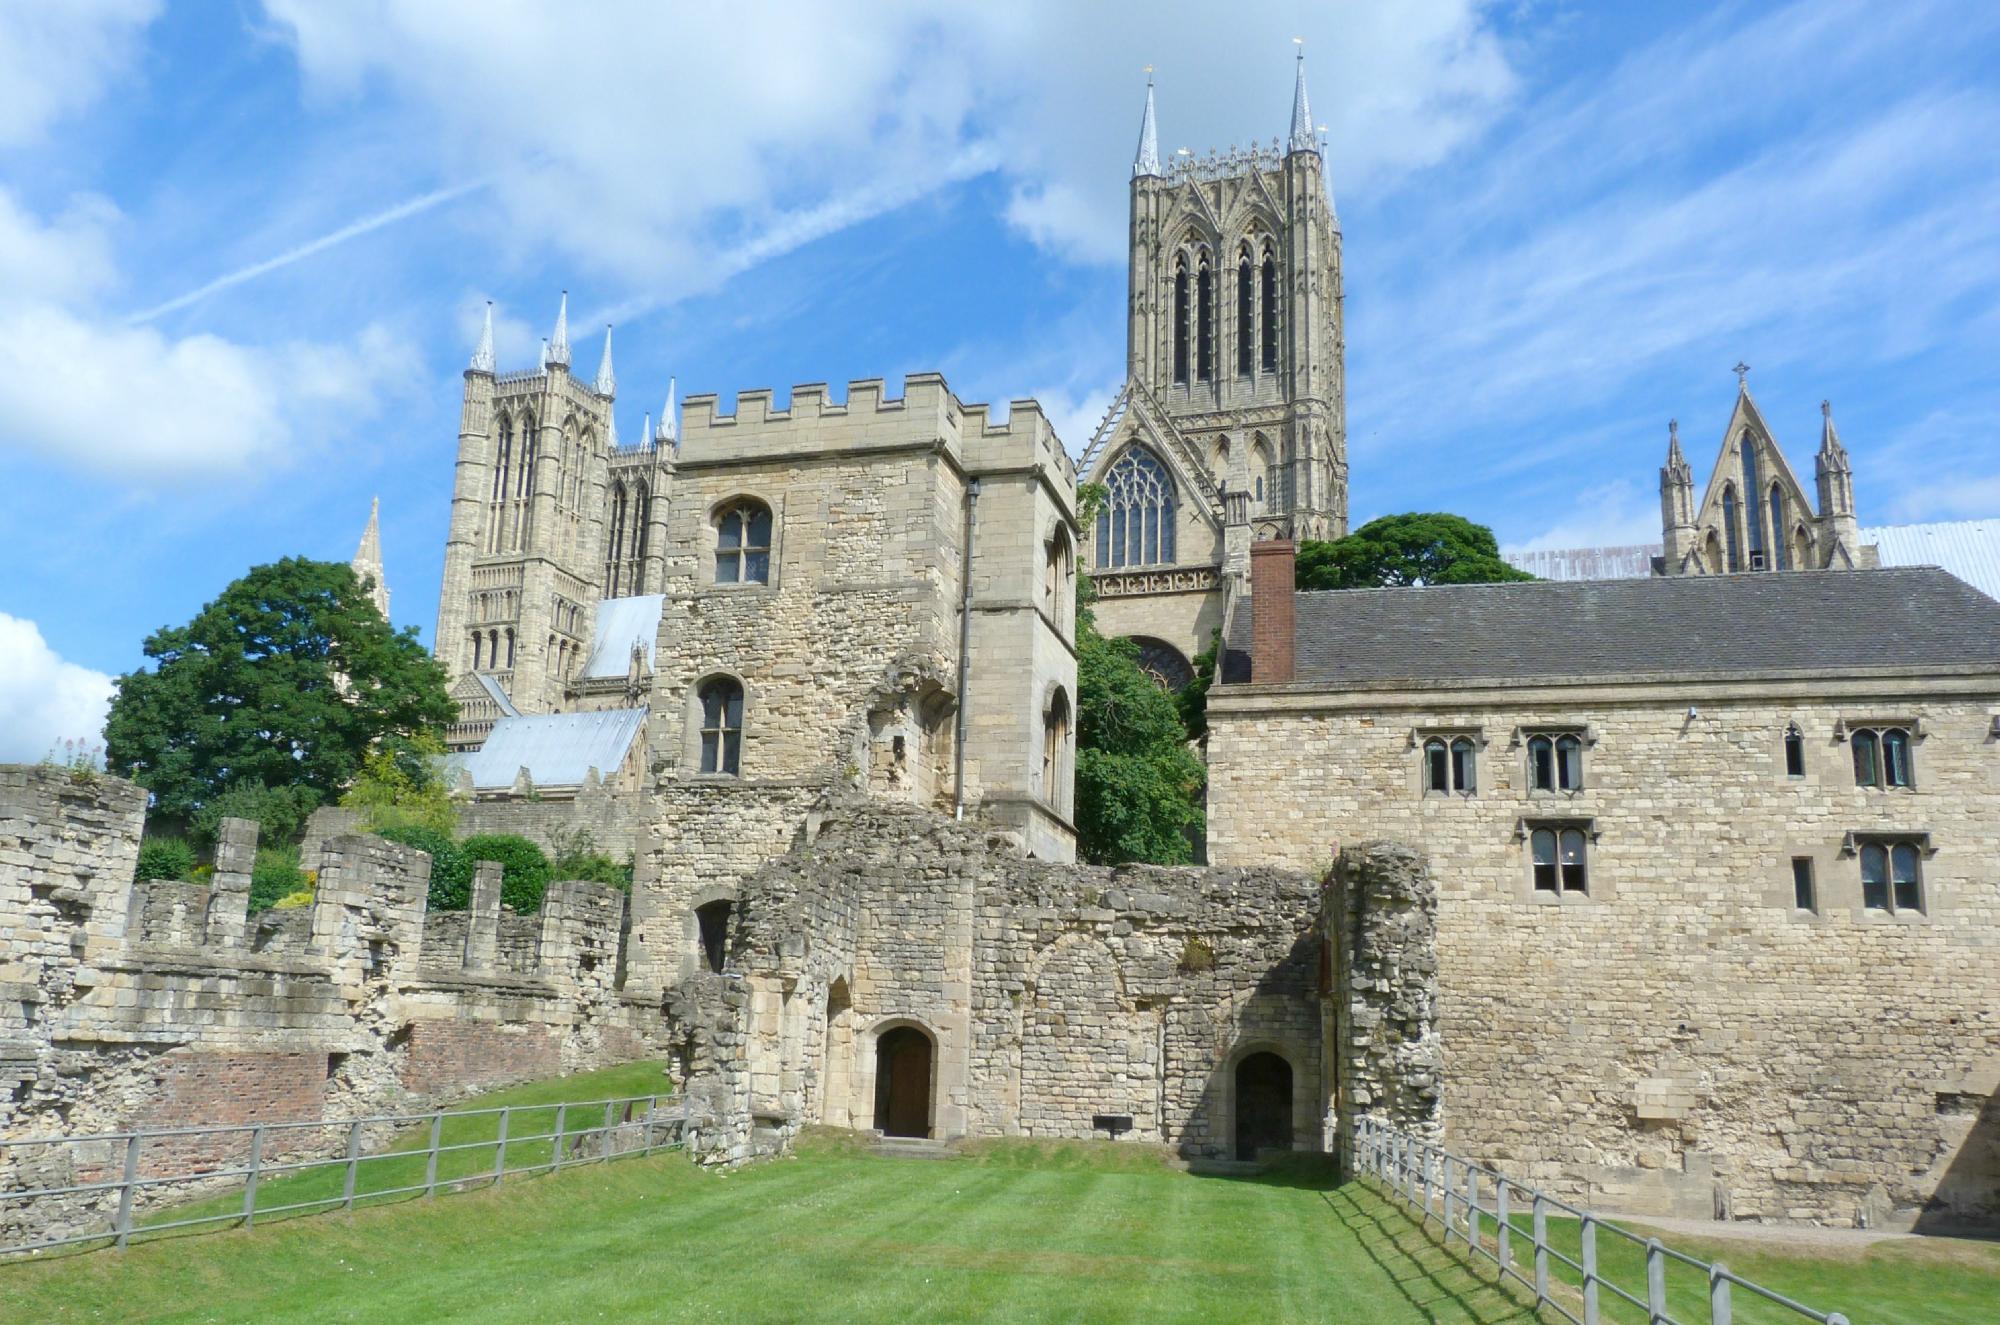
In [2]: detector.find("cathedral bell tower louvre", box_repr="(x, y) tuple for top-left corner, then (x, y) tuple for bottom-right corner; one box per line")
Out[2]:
(1080, 50), (1348, 678)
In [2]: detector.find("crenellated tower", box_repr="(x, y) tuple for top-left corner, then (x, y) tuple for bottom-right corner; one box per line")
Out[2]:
(1080, 52), (1346, 674)
(436, 294), (627, 743)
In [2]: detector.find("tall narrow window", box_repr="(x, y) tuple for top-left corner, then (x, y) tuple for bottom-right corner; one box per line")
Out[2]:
(1236, 251), (1253, 376)
(1451, 738), (1477, 793)
(1529, 733), (1585, 791)
(1531, 829), (1557, 891)
(1195, 253), (1214, 381)
(471, 632), (483, 671)
(698, 677), (744, 775)
(1860, 842), (1888, 910)
(1891, 842), (1921, 911)
(715, 499), (773, 584)
(1044, 528), (1072, 616)
(1556, 734), (1583, 790)
(505, 629), (515, 669)
(1784, 724), (1805, 777)
(1769, 485), (1790, 570)
(1529, 735), (1553, 790)
(1851, 728), (1879, 785)
(492, 415), (513, 502)
(696, 900), (732, 973)
(606, 482), (628, 596)
(1740, 440), (1765, 568)
(1260, 252), (1278, 371)
(1424, 738), (1449, 793)
(1096, 448), (1176, 567)
(631, 481), (651, 594)
(1722, 485), (1742, 571)
(1858, 841), (1922, 913)
(1043, 689), (1071, 809)
(1791, 857), (1817, 911)
(1559, 829), (1588, 891)
(1172, 258), (1189, 384)
(1882, 728), (1912, 787)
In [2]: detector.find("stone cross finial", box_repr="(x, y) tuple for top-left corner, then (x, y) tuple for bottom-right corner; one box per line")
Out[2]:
(1821, 398), (1831, 418)
(1669, 417), (1678, 440)
(1733, 361), (1750, 388)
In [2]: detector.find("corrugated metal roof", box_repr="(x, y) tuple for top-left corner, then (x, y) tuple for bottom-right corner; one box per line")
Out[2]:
(582, 594), (664, 679)
(1227, 567), (2000, 685)
(446, 708), (647, 789)
(1862, 519), (2000, 602)
(474, 672), (520, 716)
(1503, 544), (1660, 582)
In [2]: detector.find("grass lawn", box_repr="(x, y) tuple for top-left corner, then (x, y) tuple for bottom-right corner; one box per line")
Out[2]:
(5, 1068), (1995, 1324)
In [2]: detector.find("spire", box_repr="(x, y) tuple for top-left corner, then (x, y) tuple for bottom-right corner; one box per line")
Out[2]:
(658, 377), (677, 443)
(1133, 73), (1161, 177)
(594, 323), (615, 396)
(351, 497), (389, 620)
(1288, 45), (1315, 154)
(639, 412), (652, 452)
(547, 290), (571, 368)
(1818, 398), (1848, 462)
(1665, 417), (1688, 472)
(469, 301), (495, 374)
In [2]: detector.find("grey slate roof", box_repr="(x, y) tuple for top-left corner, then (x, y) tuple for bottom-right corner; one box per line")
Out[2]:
(446, 708), (647, 790)
(1225, 567), (2000, 686)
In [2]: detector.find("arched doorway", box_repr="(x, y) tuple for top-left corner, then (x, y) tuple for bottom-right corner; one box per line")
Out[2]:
(874, 1026), (933, 1139)
(1234, 1052), (1293, 1160)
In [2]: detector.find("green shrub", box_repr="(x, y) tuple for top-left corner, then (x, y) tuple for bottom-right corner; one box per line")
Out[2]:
(189, 780), (321, 851)
(249, 846), (308, 913)
(461, 833), (552, 913)
(376, 824), (474, 910)
(136, 837), (198, 883)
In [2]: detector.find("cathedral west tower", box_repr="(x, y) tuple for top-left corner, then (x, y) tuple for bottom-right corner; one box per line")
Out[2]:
(1081, 53), (1347, 680)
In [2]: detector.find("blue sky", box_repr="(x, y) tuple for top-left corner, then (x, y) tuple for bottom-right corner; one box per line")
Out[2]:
(3, 0), (1998, 759)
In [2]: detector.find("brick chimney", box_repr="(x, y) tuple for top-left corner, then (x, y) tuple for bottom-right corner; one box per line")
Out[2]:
(1249, 539), (1296, 684)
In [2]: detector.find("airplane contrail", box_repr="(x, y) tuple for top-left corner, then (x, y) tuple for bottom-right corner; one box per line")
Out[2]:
(128, 179), (488, 323)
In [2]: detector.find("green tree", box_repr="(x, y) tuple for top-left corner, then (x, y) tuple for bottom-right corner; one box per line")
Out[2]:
(375, 825), (475, 911)
(1071, 483), (1206, 865)
(461, 833), (553, 913)
(189, 780), (322, 851)
(104, 558), (455, 825)
(1296, 513), (1535, 591)
(341, 730), (456, 836)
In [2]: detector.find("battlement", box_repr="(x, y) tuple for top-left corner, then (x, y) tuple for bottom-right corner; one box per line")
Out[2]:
(1142, 140), (1292, 186)
(674, 372), (1071, 482)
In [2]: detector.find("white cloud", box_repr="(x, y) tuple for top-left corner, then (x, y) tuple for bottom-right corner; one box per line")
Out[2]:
(0, 189), (414, 483)
(0, 0), (160, 149)
(0, 614), (114, 763)
(257, 1), (1515, 285)
(1504, 479), (1662, 553)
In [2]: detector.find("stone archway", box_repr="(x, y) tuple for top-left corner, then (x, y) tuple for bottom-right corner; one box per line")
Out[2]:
(1234, 1051), (1293, 1160)
(874, 1025), (933, 1138)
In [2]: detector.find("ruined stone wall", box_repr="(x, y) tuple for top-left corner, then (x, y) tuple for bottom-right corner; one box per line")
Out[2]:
(0, 766), (667, 1245)
(1207, 677), (2000, 1228)
(673, 800), (1324, 1166)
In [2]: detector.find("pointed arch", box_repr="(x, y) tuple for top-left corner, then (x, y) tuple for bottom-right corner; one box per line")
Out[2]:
(1769, 483), (1789, 570)
(1195, 249), (1214, 381)
(1097, 446), (1177, 568)
(1249, 433), (1275, 511)
(1721, 483), (1742, 572)
(606, 480), (629, 596)
(1739, 436), (1766, 567)
(1236, 243), (1254, 377)
(631, 479), (652, 593)
(1172, 254), (1190, 384)
(1260, 245), (1279, 371)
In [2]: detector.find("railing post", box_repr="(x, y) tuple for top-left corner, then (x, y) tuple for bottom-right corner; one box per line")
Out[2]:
(242, 1126), (265, 1229)
(494, 1107), (511, 1183)
(423, 1111), (443, 1197)
(553, 1103), (568, 1172)
(1709, 1261), (1732, 1325)
(1422, 1149), (1436, 1226)
(602, 1100), (617, 1161)
(1647, 1238), (1667, 1323)
(1532, 1195), (1549, 1308)
(1581, 1216), (1600, 1325)
(113, 1132), (141, 1249)
(1441, 1154), (1455, 1243)
(342, 1120), (362, 1211)
(1496, 1181), (1511, 1271)
(642, 1095), (657, 1154)
(1466, 1166), (1480, 1254)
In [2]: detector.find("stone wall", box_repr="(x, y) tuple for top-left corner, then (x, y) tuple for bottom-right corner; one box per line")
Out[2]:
(1207, 674), (2000, 1229)
(0, 765), (667, 1246)
(669, 799), (1327, 1167)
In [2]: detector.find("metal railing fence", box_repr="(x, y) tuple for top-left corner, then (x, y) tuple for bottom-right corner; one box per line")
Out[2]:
(0, 1092), (686, 1258)
(1352, 1117), (1852, 1325)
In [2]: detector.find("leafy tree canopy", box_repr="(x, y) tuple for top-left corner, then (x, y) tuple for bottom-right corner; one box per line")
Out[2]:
(1296, 513), (1535, 591)
(105, 558), (455, 826)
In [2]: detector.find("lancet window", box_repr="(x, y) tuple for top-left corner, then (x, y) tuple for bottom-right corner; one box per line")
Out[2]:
(1096, 447), (1177, 568)
(1236, 247), (1254, 377)
(1260, 250), (1279, 371)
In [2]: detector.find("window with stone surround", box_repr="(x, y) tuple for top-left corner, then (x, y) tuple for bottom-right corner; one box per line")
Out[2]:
(1784, 723), (1806, 778)
(1044, 526), (1073, 622)
(1848, 724), (1914, 789)
(714, 499), (772, 585)
(1042, 687), (1072, 814)
(1528, 824), (1589, 894)
(1857, 839), (1923, 914)
(1097, 447), (1176, 568)
(698, 677), (744, 775)
(1791, 857), (1817, 912)
(1419, 733), (1478, 795)
(1525, 730), (1586, 793)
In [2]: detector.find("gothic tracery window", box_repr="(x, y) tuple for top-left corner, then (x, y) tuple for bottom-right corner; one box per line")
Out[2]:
(1850, 725), (1913, 789)
(1769, 484), (1789, 570)
(1195, 251), (1214, 381)
(1096, 447), (1177, 568)
(698, 677), (745, 775)
(715, 499), (772, 584)
(1740, 439), (1766, 568)
(1172, 256), (1190, 384)
(1528, 732), (1584, 792)
(1236, 247), (1254, 377)
(1721, 484), (1742, 572)
(1260, 250), (1279, 371)
(1043, 688), (1071, 812)
(1859, 840), (1923, 913)
(1530, 827), (1589, 893)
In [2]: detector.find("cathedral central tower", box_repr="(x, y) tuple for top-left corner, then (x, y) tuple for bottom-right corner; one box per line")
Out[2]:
(1081, 54), (1348, 679)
